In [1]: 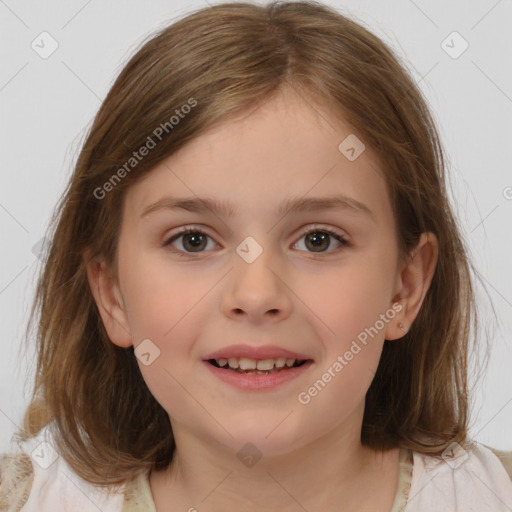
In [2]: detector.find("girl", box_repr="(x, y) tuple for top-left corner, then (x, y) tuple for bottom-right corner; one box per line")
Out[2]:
(1, 1), (511, 510)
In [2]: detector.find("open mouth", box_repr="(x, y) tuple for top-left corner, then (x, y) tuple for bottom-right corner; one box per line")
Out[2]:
(207, 357), (309, 375)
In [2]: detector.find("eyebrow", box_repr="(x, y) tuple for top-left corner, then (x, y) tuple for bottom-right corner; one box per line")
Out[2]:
(140, 195), (375, 221)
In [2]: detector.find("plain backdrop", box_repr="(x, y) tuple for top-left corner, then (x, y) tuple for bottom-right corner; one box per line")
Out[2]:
(1, 0), (511, 454)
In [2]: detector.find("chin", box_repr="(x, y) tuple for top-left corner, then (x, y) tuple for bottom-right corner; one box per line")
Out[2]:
(213, 418), (305, 459)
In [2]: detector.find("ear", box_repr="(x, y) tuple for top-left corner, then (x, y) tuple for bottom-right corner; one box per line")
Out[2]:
(85, 254), (133, 348)
(385, 231), (438, 340)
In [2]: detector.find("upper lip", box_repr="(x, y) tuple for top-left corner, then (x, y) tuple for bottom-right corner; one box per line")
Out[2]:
(204, 344), (313, 361)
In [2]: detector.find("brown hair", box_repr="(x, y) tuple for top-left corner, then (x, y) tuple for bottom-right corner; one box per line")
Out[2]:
(18, 0), (489, 488)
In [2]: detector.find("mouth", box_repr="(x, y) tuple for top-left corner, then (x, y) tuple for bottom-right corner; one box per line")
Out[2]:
(202, 344), (314, 390)
(207, 357), (310, 375)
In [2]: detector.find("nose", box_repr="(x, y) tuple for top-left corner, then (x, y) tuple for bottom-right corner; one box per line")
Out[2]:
(221, 242), (292, 324)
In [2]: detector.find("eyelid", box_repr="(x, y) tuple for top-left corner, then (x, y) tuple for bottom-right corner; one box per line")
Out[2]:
(162, 224), (217, 250)
(293, 224), (350, 253)
(163, 224), (213, 244)
(295, 223), (348, 240)
(162, 223), (350, 255)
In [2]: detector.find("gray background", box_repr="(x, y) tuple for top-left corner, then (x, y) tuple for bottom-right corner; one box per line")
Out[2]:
(1, 0), (511, 453)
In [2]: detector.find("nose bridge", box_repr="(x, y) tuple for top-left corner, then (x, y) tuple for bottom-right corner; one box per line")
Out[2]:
(235, 235), (267, 266)
(233, 234), (280, 290)
(223, 233), (291, 319)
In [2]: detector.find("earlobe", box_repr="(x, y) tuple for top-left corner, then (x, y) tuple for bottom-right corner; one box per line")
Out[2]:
(85, 256), (133, 348)
(384, 301), (409, 341)
(385, 232), (439, 341)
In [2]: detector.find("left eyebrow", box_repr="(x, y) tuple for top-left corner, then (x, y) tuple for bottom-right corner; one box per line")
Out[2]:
(140, 195), (376, 222)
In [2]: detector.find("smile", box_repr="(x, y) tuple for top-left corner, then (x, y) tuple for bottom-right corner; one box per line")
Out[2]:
(203, 358), (314, 391)
(208, 357), (307, 374)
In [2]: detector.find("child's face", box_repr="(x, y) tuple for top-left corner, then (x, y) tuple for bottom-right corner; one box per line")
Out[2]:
(109, 88), (407, 455)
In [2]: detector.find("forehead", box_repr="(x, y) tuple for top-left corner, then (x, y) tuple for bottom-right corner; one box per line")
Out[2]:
(124, 88), (392, 226)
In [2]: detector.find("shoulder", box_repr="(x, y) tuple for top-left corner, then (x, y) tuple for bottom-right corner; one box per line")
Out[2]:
(0, 450), (34, 511)
(485, 444), (512, 481)
(406, 440), (512, 511)
(0, 423), (126, 512)
(123, 471), (157, 512)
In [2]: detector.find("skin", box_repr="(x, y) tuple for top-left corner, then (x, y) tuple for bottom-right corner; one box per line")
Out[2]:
(87, 86), (438, 511)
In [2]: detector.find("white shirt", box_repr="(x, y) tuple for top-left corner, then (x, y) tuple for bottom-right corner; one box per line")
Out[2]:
(1, 423), (511, 511)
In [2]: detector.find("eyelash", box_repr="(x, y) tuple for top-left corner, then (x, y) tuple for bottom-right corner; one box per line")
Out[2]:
(162, 225), (350, 258)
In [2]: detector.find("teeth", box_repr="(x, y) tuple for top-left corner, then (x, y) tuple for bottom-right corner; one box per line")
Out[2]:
(275, 358), (286, 368)
(256, 359), (275, 371)
(239, 357), (257, 370)
(215, 357), (301, 370)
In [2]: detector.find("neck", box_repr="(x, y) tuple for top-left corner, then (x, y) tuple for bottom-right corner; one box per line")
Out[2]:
(149, 410), (400, 511)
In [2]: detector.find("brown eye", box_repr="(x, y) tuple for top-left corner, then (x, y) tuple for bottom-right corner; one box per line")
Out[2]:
(163, 228), (216, 255)
(180, 232), (208, 252)
(293, 227), (349, 254)
(304, 232), (330, 252)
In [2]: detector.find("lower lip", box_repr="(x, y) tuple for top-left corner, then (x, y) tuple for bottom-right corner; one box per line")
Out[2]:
(203, 360), (314, 391)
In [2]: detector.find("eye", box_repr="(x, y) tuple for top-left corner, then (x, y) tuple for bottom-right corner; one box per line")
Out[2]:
(162, 224), (350, 257)
(163, 226), (217, 256)
(293, 225), (350, 254)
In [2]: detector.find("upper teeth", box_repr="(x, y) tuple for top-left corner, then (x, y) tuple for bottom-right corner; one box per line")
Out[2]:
(215, 357), (297, 370)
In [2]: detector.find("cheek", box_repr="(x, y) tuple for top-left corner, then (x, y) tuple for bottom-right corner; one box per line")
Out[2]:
(120, 250), (212, 340)
(119, 252), (218, 415)
(301, 253), (396, 342)
(294, 252), (395, 404)
(295, 267), (389, 425)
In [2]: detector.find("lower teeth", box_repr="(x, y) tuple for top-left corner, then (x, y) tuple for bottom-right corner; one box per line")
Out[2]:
(227, 367), (290, 375)
(210, 360), (305, 374)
